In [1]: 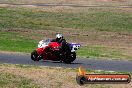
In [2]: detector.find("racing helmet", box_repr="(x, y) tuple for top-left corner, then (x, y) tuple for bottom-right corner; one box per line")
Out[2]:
(56, 34), (63, 41)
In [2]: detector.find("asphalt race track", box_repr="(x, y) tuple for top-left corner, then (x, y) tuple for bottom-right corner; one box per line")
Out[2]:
(0, 3), (132, 8)
(0, 53), (132, 72)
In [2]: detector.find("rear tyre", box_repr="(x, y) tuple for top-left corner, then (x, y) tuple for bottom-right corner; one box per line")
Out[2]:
(69, 52), (76, 62)
(31, 50), (41, 61)
(62, 52), (76, 64)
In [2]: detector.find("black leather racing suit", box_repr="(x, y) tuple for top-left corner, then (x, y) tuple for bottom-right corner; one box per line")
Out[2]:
(51, 38), (70, 58)
(51, 38), (70, 52)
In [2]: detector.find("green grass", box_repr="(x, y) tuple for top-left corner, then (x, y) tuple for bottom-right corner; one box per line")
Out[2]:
(77, 46), (132, 60)
(0, 7), (132, 32)
(0, 31), (37, 53)
(0, 72), (39, 88)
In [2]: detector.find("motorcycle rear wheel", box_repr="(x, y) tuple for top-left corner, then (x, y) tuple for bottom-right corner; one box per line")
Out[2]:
(62, 52), (76, 64)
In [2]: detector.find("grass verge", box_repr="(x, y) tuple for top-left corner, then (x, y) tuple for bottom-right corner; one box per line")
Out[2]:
(0, 63), (131, 88)
(0, 70), (39, 88)
(77, 46), (132, 60)
(0, 7), (131, 32)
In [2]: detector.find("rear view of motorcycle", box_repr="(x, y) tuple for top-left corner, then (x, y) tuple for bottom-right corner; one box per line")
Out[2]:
(31, 39), (81, 64)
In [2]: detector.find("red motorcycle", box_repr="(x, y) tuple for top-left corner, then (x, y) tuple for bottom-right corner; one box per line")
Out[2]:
(31, 39), (80, 64)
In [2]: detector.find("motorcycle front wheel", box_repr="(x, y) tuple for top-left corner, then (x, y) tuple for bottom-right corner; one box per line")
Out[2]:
(31, 50), (41, 61)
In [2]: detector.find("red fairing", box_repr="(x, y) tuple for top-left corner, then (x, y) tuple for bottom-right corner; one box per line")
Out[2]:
(36, 42), (60, 60)
(48, 42), (60, 51)
(36, 45), (50, 55)
(36, 48), (43, 55)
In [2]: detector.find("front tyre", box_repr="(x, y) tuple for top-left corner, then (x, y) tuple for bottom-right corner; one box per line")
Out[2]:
(62, 52), (76, 64)
(31, 50), (41, 61)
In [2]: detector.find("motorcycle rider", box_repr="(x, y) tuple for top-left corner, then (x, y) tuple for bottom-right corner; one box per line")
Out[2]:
(51, 34), (69, 51)
(51, 34), (65, 43)
(51, 34), (71, 57)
